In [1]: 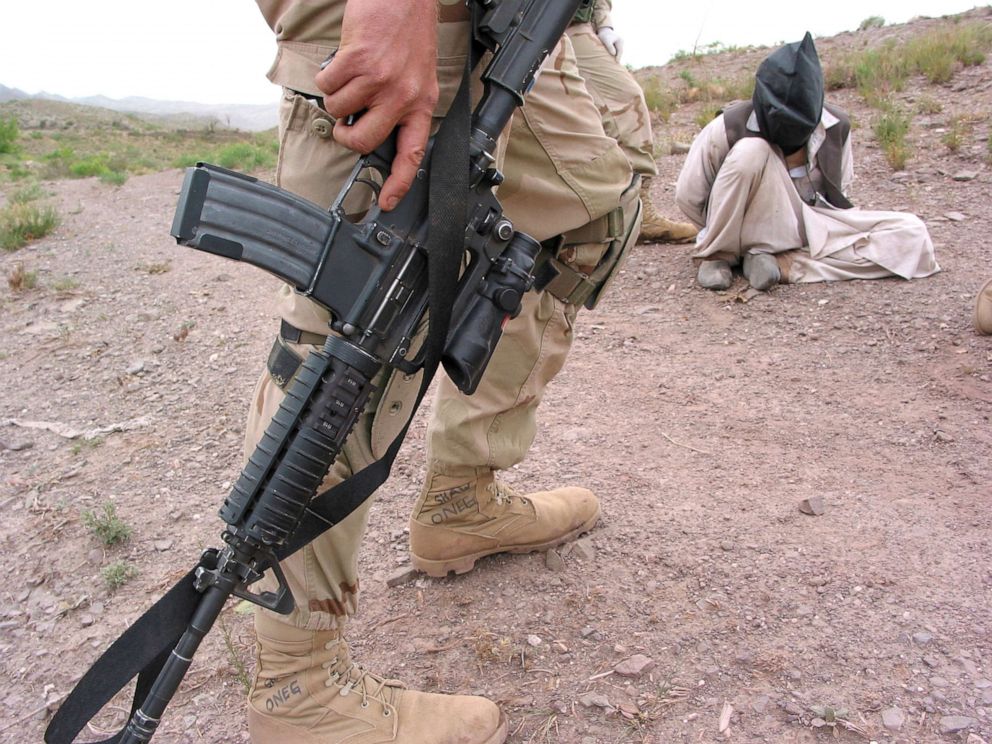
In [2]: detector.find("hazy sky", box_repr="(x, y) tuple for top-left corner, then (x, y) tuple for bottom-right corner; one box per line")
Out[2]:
(1, 0), (982, 105)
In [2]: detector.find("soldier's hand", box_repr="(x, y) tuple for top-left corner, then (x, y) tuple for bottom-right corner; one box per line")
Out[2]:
(316, 0), (439, 211)
(597, 26), (624, 61)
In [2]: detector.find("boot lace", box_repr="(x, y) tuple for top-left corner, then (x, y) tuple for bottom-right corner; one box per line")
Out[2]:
(322, 640), (403, 716)
(486, 479), (530, 507)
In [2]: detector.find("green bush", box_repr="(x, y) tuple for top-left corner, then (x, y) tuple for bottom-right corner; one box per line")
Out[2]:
(102, 560), (137, 591)
(873, 105), (912, 170)
(10, 183), (45, 204)
(0, 202), (60, 251)
(69, 155), (111, 178)
(101, 170), (128, 186)
(0, 117), (19, 154)
(215, 141), (277, 171)
(81, 501), (131, 546)
(640, 78), (678, 121)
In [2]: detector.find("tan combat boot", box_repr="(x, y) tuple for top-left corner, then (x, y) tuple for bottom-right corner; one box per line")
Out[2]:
(409, 466), (601, 577)
(248, 611), (507, 744)
(975, 277), (992, 335)
(637, 179), (698, 244)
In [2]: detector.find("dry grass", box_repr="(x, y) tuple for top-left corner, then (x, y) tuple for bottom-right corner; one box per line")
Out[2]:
(6, 261), (38, 291)
(0, 202), (59, 251)
(824, 21), (992, 102)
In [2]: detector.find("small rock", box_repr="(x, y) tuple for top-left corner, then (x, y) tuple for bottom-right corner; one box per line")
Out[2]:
(527, 634), (542, 647)
(913, 631), (934, 645)
(153, 539), (173, 552)
(782, 700), (804, 716)
(952, 171), (979, 182)
(967, 734), (990, 744)
(570, 537), (596, 562)
(126, 360), (145, 375)
(930, 675), (949, 687)
(982, 689), (992, 705)
(750, 695), (769, 713)
(882, 706), (906, 732)
(79, 614), (95, 628)
(939, 715), (976, 734)
(670, 142), (691, 155)
(577, 692), (611, 709)
(798, 495), (826, 516)
(614, 654), (655, 677)
(545, 549), (565, 572)
(718, 702), (733, 732)
(386, 567), (418, 587)
(958, 656), (979, 676)
(944, 211), (968, 222)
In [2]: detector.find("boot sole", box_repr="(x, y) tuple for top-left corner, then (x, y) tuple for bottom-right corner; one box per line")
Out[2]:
(488, 711), (509, 744)
(409, 507), (601, 578)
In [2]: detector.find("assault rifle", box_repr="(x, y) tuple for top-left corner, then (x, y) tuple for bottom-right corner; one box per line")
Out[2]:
(45, 0), (581, 742)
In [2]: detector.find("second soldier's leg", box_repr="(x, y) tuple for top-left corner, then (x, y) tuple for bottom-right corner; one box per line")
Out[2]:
(410, 35), (635, 577)
(566, 21), (697, 244)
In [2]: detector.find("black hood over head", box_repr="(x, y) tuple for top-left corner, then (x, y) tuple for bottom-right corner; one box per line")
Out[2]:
(752, 32), (824, 155)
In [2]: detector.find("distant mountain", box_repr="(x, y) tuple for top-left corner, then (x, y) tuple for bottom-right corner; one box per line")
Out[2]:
(0, 85), (277, 131)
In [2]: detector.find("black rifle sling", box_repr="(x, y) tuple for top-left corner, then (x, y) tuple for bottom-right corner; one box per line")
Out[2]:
(45, 63), (472, 744)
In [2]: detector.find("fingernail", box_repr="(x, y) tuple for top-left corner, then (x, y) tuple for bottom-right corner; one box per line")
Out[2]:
(382, 196), (397, 212)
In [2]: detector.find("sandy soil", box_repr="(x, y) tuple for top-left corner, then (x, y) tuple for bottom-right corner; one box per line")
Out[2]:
(1, 11), (991, 744)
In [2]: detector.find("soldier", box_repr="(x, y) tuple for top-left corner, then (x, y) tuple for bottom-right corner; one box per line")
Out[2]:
(565, 0), (698, 244)
(676, 33), (940, 291)
(245, 1), (639, 742)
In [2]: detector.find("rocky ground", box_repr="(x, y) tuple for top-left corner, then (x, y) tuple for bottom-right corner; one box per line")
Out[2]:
(1, 10), (991, 744)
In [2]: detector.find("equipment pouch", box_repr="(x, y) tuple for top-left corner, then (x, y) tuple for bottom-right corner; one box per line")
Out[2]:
(539, 174), (642, 309)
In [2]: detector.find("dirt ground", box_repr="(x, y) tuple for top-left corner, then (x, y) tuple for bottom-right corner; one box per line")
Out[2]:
(2, 12), (991, 744)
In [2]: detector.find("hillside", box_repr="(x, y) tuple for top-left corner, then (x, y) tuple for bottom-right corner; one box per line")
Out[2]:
(1, 9), (991, 744)
(0, 84), (278, 132)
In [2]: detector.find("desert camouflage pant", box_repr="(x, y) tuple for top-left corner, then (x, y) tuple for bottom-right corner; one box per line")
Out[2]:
(565, 21), (658, 178)
(246, 0), (633, 631)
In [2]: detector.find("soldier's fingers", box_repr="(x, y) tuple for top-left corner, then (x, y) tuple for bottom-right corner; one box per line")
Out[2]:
(378, 112), (431, 211)
(321, 77), (377, 121)
(314, 48), (354, 97)
(333, 102), (398, 155)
